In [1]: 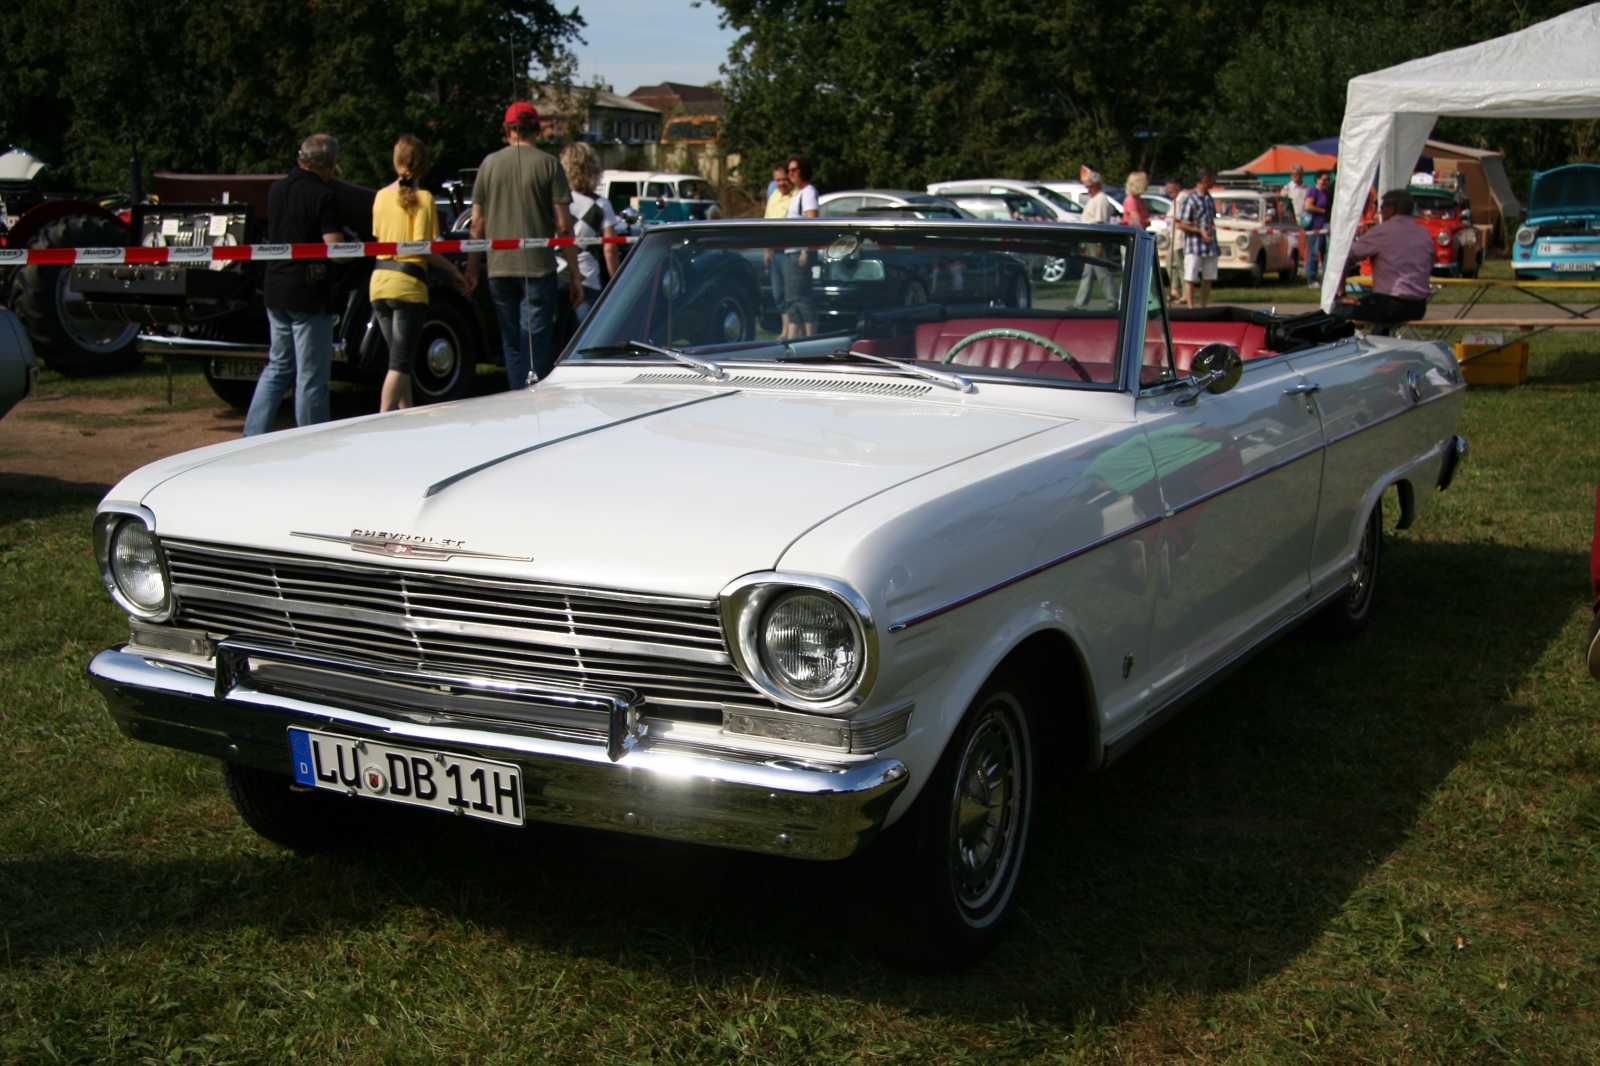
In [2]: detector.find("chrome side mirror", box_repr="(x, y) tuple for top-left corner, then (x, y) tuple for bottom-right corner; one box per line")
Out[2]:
(1174, 343), (1243, 405)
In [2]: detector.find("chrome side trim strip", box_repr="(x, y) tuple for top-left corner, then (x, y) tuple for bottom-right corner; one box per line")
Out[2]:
(889, 513), (1165, 632)
(1165, 440), (1325, 518)
(889, 389), (1457, 632)
(173, 584), (734, 665)
(424, 391), (738, 498)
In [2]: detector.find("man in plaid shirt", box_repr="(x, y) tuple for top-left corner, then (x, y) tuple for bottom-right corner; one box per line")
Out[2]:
(1175, 167), (1220, 308)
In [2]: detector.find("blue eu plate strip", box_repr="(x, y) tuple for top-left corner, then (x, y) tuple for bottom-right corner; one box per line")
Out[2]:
(288, 729), (316, 785)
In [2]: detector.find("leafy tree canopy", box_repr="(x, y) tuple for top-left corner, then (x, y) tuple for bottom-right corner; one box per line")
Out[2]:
(0, 0), (583, 192)
(714, 0), (1598, 197)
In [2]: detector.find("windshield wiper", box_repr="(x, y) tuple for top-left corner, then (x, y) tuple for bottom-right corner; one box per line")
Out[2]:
(817, 349), (976, 394)
(577, 340), (727, 381)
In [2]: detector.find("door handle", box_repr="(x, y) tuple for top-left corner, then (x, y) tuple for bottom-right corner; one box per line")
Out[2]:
(1283, 381), (1321, 395)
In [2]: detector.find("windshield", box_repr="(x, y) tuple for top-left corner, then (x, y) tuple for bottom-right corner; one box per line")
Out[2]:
(1028, 187), (1083, 214)
(1528, 166), (1600, 215)
(1216, 198), (1261, 222)
(1412, 194), (1458, 219)
(564, 222), (1135, 388)
(679, 179), (715, 201)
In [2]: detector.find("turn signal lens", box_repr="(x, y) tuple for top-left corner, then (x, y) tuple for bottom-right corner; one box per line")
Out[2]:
(760, 591), (861, 701)
(111, 521), (168, 611)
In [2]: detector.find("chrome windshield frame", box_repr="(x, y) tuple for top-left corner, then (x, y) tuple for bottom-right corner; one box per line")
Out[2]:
(560, 218), (1147, 393)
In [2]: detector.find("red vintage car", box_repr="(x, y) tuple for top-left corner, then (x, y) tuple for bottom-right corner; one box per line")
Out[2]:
(1409, 186), (1480, 277)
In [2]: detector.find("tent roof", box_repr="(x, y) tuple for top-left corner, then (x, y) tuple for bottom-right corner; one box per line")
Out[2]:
(1346, 5), (1600, 120)
(1232, 145), (1339, 174)
(1320, 3), (1600, 310)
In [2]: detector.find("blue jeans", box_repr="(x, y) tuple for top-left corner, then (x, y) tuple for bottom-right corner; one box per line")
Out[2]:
(243, 309), (335, 436)
(1306, 232), (1328, 284)
(488, 274), (560, 388)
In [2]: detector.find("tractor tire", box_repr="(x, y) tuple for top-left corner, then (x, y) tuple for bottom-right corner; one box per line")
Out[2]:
(10, 216), (143, 377)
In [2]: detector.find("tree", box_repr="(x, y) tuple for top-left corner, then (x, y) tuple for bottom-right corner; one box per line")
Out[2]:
(0, 0), (584, 193)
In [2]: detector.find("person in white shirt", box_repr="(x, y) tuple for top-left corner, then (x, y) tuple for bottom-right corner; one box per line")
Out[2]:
(1285, 164), (1310, 223)
(782, 154), (820, 337)
(557, 142), (621, 325)
(1075, 169), (1117, 309)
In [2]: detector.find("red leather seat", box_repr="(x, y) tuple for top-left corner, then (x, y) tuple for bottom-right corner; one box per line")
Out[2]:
(1166, 322), (1271, 372)
(915, 318), (1122, 372)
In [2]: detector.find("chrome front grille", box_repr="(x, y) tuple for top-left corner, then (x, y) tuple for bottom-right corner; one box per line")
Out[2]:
(163, 540), (771, 714)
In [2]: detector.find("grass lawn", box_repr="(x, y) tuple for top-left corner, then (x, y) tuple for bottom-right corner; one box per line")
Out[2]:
(1206, 255), (1600, 309)
(3, 334), (1600, 1063)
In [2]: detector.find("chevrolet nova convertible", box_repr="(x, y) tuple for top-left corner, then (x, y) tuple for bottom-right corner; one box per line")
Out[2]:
(87, 219), (1467, 969)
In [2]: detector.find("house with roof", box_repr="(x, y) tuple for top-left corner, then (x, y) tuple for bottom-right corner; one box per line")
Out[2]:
(628, 83), (724, 143)
(536, 86), (663, 144)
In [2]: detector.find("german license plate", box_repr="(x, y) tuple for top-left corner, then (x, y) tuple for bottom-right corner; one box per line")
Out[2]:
(211, 357), (265, 381)
(1553, 261), (1598, 272)
(288, 728), (524, 826)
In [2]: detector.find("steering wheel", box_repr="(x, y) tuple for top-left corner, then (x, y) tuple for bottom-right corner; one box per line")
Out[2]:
(941, 327), (1092, 382)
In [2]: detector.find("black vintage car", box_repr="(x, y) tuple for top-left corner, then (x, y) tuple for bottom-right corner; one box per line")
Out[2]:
(63, 172), (495, 407)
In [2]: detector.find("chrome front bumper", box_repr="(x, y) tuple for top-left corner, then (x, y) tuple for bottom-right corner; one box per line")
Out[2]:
(87, 647), (908, 860)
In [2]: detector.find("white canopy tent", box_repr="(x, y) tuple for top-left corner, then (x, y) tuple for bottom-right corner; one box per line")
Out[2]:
(1320, 3), (1600, 311)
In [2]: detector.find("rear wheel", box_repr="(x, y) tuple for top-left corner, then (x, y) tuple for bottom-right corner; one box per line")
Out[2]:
(1313, 498), (1382, 639)
(221, 761), (387, 853)
(11, 216), (142, 376)
(411, 301), (476, 404)
(695, 288), (756, 346)
(856, 673), (1035, 971)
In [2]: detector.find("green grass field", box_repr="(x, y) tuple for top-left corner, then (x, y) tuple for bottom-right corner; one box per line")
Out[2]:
(1206, 255), (1600, 309)
(3, 335), (1600, 1063)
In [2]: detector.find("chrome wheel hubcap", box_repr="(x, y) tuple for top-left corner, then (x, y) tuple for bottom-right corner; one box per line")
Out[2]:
(425, 336), (456, 377)
(55, 270), (138, 352)
(949, 705), (1024, 913)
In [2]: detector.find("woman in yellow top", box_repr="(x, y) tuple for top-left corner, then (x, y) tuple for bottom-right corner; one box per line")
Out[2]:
(369, 134), (470, 411)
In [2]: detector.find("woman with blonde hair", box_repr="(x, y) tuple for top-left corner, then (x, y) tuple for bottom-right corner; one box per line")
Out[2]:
(1121, 171), (1151, 229)
(558, 140), (621, 323)
(368, 134), (470, 412)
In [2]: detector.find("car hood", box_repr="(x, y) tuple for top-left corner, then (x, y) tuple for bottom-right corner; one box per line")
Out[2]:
(136, 381), (1064, 597)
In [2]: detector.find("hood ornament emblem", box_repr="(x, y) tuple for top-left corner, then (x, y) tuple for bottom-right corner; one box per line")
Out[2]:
(291, 530), (532, 562)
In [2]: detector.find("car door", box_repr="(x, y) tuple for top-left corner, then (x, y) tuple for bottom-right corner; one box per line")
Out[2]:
(1136, 345), (1324, 702)
(1285, 339), (1440, 601)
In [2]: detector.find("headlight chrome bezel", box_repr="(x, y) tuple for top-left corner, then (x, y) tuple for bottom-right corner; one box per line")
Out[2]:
(719, 573), (878, 713)
(92, 504), (174, 621)
(1516, 225), (1536, 247)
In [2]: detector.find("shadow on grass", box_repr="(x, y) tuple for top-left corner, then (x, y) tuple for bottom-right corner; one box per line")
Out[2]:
(0, 534), (1581, 1024)
(0, 483), (106, 516)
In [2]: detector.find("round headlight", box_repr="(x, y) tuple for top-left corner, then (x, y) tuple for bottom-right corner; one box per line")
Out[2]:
(111, 520), (168, 611)
(1436, 230), (1452, 247)
(759, 590), (862, 701)
(1516, 226), (1535, 246)
(1235, 234), (1249, 250)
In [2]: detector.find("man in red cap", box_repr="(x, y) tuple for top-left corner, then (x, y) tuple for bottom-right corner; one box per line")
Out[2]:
(465, 102), (583, 387)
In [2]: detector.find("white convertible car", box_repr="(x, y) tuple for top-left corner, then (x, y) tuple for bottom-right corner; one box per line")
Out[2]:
(87, 219), (1467, 969)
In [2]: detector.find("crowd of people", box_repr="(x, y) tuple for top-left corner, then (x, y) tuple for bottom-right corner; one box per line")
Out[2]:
(245, 102), (617, 437)
(246, 109), (1440, 437)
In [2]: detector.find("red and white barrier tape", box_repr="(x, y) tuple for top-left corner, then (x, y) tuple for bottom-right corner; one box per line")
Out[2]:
(0, 235), (638, 267)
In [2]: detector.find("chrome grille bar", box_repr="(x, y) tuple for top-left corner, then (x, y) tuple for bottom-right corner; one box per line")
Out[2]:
(163, 540), (771, 713)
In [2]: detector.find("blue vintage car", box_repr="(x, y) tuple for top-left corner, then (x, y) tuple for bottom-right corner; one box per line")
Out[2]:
(1513, 164), (1600, 279)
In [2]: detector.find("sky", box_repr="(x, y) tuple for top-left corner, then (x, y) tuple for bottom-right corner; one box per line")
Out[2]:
(568, 1), (740, 95)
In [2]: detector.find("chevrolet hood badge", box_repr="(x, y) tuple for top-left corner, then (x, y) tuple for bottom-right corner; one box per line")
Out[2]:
(291, 529), (532, 562)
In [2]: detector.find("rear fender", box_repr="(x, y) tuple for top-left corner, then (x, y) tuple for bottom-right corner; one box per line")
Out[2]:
(4, 199), (127, 249)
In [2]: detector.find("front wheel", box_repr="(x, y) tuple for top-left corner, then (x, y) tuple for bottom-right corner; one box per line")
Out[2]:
(855, 674), (1035, 971)
(1313, 498), (1382, 639)
(1279, 251), (1300, 283)
(221, 761), (389, 853)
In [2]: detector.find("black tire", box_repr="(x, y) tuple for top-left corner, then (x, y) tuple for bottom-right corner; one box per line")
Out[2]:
(1248, 252), (1266, 287)
(10, 215), (143, 376)
(1313, 497), (1382, 639)
(695, 287), (756, 346)
(202, 362), (260, 409)
(411, 300), (476, 404)
(221, 761), (385, 853)
(856, 672), (1036, 971)
(1279, 251), (1300, 283)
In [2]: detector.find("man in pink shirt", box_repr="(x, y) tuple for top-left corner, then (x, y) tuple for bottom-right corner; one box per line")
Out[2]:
(1333, 189), (1436, 334)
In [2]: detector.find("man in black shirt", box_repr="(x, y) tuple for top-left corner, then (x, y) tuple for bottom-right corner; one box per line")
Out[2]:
(243, 133), (347, 436)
